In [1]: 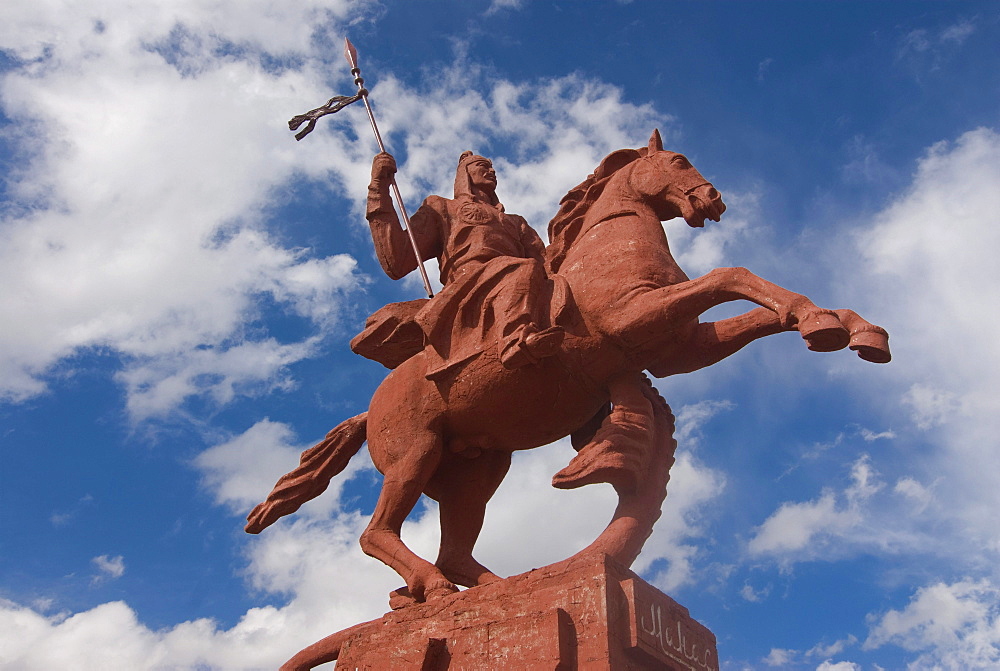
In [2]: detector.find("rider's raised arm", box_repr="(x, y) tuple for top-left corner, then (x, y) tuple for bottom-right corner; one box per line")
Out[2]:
(365, 153), (443, 280)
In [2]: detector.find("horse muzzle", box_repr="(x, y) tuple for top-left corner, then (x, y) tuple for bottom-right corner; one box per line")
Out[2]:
(684, 184), (726, 227)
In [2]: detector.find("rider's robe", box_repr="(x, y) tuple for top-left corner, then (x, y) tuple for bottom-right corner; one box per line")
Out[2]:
(367, 193), (563, 380)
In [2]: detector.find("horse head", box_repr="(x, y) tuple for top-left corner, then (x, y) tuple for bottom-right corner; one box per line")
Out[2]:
(547, 130), (727, 273)
(626, 129), (726, 228)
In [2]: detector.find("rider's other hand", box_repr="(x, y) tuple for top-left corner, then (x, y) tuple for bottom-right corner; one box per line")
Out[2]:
(372, 152), (397, 181)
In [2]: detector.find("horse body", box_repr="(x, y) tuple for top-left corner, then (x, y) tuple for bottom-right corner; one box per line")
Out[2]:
(249, 130), (890, 617)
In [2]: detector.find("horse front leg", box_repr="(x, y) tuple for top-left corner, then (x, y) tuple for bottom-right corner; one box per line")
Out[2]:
(644, 307), (891, 377)
(427, 450), (511, 589)
(834, 309), (891, 363)
(647, 307), (784, 377)
(615, 266), (851, 355)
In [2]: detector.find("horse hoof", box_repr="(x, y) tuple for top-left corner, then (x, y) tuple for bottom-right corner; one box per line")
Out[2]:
(799, 312), (850, 352)
(850, 327), (891, 363)
(424, 583), (459, 601)
(437, 559), (502, 588)
(388, 586), (416, 610)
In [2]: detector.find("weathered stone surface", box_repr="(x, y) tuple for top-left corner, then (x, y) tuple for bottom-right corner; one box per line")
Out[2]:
(321, 553), (717, 670)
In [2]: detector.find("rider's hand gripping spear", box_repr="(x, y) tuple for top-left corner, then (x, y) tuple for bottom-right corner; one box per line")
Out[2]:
(288, 38), (435, 298)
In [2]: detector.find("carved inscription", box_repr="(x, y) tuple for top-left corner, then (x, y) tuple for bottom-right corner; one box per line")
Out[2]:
(622, 578), (719, 671)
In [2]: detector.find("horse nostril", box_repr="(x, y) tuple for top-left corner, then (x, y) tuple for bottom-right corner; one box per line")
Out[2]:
(707, 187), (719, 200)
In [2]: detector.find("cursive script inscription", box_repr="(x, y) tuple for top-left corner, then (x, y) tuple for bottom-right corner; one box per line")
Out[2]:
(623, 578), (719, 671)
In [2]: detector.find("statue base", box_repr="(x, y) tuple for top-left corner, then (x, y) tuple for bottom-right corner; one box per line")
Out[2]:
(286, 553), (718, 670)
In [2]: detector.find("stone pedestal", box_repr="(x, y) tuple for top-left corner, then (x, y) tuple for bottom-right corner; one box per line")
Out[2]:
(331, 554), (717, 670)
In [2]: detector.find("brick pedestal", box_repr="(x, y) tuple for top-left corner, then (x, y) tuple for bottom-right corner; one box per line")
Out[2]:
(330, 554), (717, 670)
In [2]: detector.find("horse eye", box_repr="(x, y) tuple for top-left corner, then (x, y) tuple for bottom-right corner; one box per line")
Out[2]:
(672, 155), (689, 167)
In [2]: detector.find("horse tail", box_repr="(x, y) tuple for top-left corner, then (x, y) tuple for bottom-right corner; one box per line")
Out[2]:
(245, 412), (368, 534)
(279, 618), (382, 671)
(578, 374), (677, 567)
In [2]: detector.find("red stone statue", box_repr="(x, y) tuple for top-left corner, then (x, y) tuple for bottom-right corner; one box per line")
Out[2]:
(252, 42), (890, 669)
(246, 130), (890, 622)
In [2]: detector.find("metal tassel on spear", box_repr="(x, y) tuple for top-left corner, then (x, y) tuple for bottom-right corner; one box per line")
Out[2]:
(288, 38), (434, 298)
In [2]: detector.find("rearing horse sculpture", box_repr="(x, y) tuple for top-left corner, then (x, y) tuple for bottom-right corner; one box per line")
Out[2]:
(246, 130), (889, 612)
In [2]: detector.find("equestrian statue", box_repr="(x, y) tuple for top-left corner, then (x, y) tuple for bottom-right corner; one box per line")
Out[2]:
(244, 39), (890, 670)
(245, 128), (890, 607)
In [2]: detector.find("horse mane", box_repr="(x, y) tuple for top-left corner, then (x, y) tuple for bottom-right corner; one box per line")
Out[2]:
(547, 147), (646, 273)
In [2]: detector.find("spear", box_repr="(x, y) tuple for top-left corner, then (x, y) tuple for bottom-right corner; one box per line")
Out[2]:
(288, 38), (434, 298)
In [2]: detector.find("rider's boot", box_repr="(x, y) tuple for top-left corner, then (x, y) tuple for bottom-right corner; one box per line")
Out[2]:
(552, 406), (650, 494)
(499, 323), (565, 369)
(553, 373), (655, 494)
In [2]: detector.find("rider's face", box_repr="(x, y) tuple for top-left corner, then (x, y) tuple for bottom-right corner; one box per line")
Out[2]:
(468, 160), (497, 191)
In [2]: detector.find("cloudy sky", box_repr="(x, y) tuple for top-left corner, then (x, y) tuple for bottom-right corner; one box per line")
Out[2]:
(2, 1), (999, 669)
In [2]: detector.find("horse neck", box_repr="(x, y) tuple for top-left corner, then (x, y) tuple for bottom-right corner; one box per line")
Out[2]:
(583, 171), (653, 230)
(556, 166), (687, 304)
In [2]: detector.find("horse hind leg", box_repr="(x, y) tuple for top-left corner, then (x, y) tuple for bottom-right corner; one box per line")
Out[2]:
(359, 429), (457, 605)
(428, 449), (512, 588)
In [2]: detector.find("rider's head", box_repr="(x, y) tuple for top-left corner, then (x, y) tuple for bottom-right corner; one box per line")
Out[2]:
(455, 151), (500, 206)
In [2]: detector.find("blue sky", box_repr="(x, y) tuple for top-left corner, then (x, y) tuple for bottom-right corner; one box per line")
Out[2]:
(2, 1), (999, 669)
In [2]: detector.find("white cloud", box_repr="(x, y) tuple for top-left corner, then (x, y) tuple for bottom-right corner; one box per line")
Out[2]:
(892, 476), (934, 514)
(0, 0), (377, 62)
(368, 70), (663, 235)
(902, 383), (962, 431)
(747, 455), (880, 561)
(0, 0), (669, 421)
(49, 494), (95, 527)
(739, 581), (769, 603)
(196, 420), (314, 514)
(0, 2), (375, 416)
(748, 489), (853, 558)
(196, 419), (377, 521)
(90, 555), (125, 581)
(119, 338), (321, 421)
(764, 647), (796, 666)
(864, 579), (1000, 669)
(672, 399), (735, 447)
(815, 661), (860, 671)
(845, 126), (1000, 570)
(940, 19), (977, 45)
(0, 396), (728, 669)
(896, 17), (977, 69)
(757, 57), (774, 82)
(860, 428), (895, 442)
(807, 635), (858, 659)
(737, 126), (1000, 586)
(486, 0), (525, 14)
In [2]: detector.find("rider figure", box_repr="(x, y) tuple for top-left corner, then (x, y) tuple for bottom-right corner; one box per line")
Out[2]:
(366, 151), (564, 379)
(364, 150), (646, 492)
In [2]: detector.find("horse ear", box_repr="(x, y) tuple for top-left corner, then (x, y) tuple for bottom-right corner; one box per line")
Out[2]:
(648, 128), (663, 153)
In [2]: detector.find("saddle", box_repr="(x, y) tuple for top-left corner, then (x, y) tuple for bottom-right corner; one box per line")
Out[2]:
(350, 299), (429, 370)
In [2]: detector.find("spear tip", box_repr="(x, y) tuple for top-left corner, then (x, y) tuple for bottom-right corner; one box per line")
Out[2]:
(344, 38), (358, 69)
